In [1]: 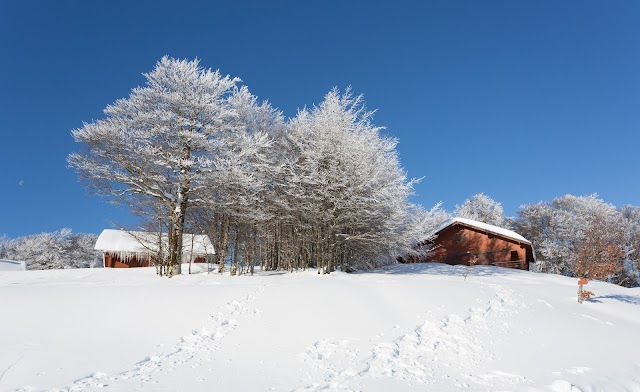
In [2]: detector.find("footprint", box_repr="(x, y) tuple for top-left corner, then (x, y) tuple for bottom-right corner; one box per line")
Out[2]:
(536, 299), (554, 309)
(581, 314), (613, 326)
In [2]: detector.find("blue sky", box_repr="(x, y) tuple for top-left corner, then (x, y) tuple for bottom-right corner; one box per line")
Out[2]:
(1, 1), (638, 238)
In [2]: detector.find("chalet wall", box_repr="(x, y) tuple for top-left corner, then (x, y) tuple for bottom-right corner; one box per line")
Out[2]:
(428, 226), (531, 270)
(104, 252), (151, 268)
(103, 253), (206, 268)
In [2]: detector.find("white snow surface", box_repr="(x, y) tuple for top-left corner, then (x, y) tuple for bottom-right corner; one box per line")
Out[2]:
(0, 260), (27, 271)
(94, 229), (214, 255)
(1, 263), (639, 392)
(433, 217), (532, 244)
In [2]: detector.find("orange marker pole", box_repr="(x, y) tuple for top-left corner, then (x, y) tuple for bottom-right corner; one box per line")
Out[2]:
(578, 279), (588, 303)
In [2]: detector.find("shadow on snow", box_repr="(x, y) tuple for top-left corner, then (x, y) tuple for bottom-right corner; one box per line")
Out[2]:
(588, 294), (640, 306)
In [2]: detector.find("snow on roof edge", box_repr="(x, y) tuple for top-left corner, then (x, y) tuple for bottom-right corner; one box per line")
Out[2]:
(431, 217), (531, 244)
(95, 229), (215, 255)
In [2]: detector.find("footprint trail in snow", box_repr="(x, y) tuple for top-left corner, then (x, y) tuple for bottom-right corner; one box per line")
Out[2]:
(26, 284), (269, 392)
(294, 283), (531, 391)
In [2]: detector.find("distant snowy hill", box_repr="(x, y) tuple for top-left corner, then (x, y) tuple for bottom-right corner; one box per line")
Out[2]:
(1, 263), (639, 392)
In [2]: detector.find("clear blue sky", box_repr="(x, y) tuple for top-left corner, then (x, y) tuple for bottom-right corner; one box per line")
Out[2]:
(1, 1), (638, 238)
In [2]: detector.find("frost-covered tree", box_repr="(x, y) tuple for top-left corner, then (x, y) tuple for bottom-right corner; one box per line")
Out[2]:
(575, 212), (625, 282)
(285, 87), (423, 271)
(66, 233), (104, 268)
(620, 205), (640, 285)
(454, 193), (506, 227)
(516, 194), (637, 286)
(1, 229), (101, 269)
(402, 202), (451, 262)
(69, 56), (242, 276)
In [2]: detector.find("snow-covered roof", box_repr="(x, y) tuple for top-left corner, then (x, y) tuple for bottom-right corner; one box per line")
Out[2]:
(0, 259), (27, 271)
(95, 229), (215, 256)
(431, 217), (531, 244)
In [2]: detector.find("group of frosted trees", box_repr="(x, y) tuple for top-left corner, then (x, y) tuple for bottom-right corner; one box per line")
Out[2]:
(452, 193), (640, 287)
(6, 191), (637, 287)
(516, 194), (640, 287)
(65, 56), (640, 284)
(0, 229), (101, 269)
(69, 57), (434, 276)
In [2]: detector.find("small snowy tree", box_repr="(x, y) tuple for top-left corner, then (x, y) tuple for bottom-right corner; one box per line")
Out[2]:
(66, 233), (103, 268)
(575, 212), (625, 282)
(69, 56), (241, 276)
(402, 203), (451, 262)
(454, 193), (506, 227)
(516, 194), (638, 286)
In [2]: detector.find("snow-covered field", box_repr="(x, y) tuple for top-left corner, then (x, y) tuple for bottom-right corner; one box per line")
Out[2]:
(1, 263), (639, 392)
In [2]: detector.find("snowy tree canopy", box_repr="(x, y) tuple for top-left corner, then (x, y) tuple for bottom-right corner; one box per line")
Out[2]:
(285, 87), (427, 270)
(69, 56), (249, 275)
(0, 229), (101, 270)
(516, 194), (638, 286)
(454, 193), (506, 227)
(69, 57), (440, 276)
(194, 87), (438, 274)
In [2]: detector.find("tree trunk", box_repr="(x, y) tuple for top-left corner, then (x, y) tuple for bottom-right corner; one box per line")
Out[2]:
(218, 214), (230, 273)
(231, 224), (239, 276)
(168, 142), (192, 277)
(169, 202), (186, 277)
